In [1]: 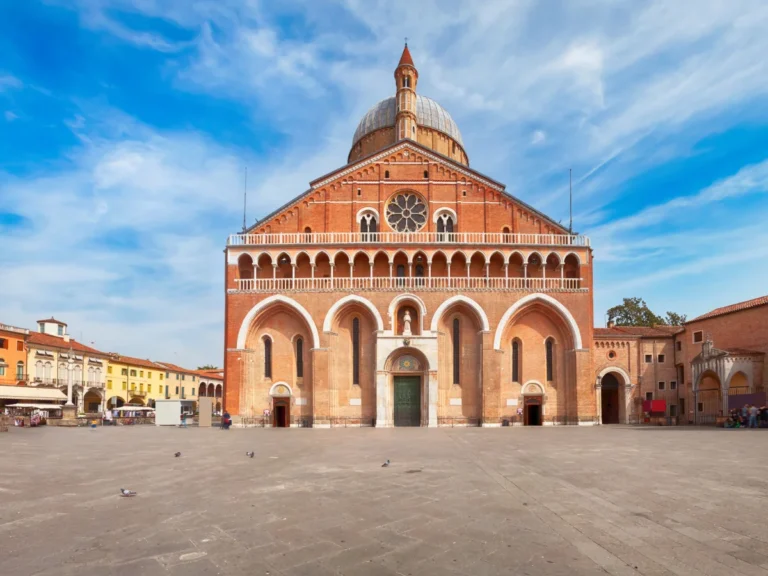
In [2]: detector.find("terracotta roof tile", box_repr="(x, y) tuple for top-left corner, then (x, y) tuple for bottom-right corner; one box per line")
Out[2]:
(155, 361), (200, 376)
(27, 332), (105, 355)
(723, 348), (765, 357)
(36, 317), (67, 325)
(593, 326), (682, 338)
(689, 295), (768, 322)
(398, 44), (414, 67)
(110, 355), (165, 370)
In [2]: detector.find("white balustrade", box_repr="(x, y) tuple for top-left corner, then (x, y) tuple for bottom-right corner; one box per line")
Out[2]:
(228, 232), (589, 247)
(234, 276), (584, 293)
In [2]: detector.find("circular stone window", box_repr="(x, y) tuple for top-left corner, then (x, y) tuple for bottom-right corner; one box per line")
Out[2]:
(607, 350), (617, 360)
(386, 192), (427, 232)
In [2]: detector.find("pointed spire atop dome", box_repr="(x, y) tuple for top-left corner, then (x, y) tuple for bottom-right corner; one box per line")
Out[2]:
(398, 42), (414, 67)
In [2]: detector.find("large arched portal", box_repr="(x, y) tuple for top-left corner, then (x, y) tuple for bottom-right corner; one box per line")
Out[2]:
(238, 296), (316, 421)
(695, 371), (722, 425)
(324, 295), (382, 426)
(384, 348), (431, 427)
(496, 294), (581, 425)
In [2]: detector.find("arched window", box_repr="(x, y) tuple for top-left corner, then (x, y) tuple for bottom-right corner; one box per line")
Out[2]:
(296, 338), (304, 378)
(384, 170), (390, 179)
(423, 170), (428, 179)
(415, 264), (424, 287)
(263, 337), (272, 379)
(352, 318), (360, 385)
(453, 318), (460, 385)
(502, 226), (511, 243)
(512, 340), (520, 382)
(360, 213), (378, 242)
(436, 212), (455, 241)
(304, 227), (312, 242)
(546, 338), (554, 382)
(396, 264), (405, 287)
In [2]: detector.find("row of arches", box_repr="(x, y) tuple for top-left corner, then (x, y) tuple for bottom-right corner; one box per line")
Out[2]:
(237, 250), (581, 281)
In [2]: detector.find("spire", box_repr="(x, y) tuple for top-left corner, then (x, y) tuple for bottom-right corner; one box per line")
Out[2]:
(399, 42), (414, 67)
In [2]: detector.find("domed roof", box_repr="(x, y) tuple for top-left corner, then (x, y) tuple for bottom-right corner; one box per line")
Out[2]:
(351, 95), (464, 149)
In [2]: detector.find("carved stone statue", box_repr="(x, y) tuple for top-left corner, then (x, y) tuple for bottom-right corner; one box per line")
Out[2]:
(402, 310), (412, 336)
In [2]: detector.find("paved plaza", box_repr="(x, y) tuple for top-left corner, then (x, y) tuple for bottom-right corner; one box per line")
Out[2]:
(2, 426), (768, 575)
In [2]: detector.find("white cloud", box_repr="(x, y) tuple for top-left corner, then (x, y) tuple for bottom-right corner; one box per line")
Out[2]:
(530, 130), (546, 145)
(4, 110), (17, 121)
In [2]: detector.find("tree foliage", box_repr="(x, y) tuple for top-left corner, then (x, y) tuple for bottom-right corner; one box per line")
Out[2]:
(607, 297), (686, 327)
(197, 364), (219, 370)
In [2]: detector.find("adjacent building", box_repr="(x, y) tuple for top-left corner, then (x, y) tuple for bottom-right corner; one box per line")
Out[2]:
(0, 323), (29, 386)
(27, 318), (109, 413)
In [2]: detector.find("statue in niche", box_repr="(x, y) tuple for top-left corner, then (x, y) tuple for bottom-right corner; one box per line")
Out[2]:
(402, 310), (412, 336)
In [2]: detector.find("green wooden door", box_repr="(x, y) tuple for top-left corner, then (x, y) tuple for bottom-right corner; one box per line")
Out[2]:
(394, 376), (421, 427)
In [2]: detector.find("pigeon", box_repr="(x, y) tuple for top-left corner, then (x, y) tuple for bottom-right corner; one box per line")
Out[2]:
(120, 488), (136, 497)
(246, 451), (255, 458)
(381, 459), (390, 468)
(174, 452), (181, 458)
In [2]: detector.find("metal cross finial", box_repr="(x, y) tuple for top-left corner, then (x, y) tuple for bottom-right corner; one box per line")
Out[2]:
(404, 37), (408, 46)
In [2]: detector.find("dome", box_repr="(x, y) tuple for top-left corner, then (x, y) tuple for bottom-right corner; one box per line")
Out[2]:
(351, 95), (464, 149)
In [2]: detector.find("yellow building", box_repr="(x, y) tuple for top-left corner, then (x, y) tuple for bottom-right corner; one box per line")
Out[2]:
(155, 362), (201, 408)
(105, 354), (175, 409)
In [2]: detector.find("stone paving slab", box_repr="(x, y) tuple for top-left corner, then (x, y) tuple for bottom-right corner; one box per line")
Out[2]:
(2, 425), (768, 575)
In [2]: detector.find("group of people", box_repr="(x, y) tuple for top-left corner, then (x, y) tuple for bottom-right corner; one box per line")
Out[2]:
(726, 404), (768, 428)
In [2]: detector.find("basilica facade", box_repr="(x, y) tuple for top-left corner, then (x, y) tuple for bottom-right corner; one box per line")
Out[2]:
(223, 45), (597, 427)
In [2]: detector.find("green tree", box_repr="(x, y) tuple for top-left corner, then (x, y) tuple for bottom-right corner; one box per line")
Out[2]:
(607, 297), (665, 326)
(663, 311), (687, 325)
(197, 364), (219, 370)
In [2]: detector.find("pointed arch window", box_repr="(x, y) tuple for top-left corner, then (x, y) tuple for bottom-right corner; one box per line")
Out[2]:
(295, 338), (304, 378)
(263, 337), (272, 379)
(546, 338), (554, 382)
(453, 318), (460, 385)
(512, 340), (520, 383)
(352, 318), (360, 385)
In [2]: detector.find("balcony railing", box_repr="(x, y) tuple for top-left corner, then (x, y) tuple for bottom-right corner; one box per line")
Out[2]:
(233, 276), (585, 293)
(228, 232), (589, 247)
(128, 390), (147, 398)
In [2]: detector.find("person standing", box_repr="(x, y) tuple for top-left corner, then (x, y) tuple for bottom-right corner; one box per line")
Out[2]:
(748, 404), (759, 429)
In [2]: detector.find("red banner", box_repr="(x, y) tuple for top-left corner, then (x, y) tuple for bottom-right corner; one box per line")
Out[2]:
(642, 399), (666, 413)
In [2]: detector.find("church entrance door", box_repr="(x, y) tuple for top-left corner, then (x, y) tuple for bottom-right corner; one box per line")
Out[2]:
(524, 395), (542, 426)
(394, 376), (421, 427)
(273, 399), (290, 428)
(600, 373), (620, 424)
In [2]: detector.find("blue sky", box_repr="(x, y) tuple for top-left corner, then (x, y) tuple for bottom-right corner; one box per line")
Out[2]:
(1, 0), (767, 366)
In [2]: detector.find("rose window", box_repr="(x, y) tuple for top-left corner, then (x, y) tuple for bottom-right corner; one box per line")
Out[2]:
(386, 193), (427, 232)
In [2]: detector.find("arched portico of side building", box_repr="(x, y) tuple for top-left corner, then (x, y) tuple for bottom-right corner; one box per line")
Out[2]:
(595, 367), (632, 424)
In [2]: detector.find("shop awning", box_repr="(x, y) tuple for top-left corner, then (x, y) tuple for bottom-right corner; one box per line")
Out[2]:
(0, 385), (67, 402)
(6, 403), (64, 410)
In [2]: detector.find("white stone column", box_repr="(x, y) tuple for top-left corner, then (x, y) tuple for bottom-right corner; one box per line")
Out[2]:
(559, 263), (565, 289)
(291, 264), (296, 289)
(272, 264), (277, 280)
(428, 263), (432, 288)
(466, 263), (471, 278)
(330, 263), (335, 290)
(427, 371), (438, 427)
(624, 384), (633, 424)
(595, 378), (602, 425)
(504, 263), (509, 289)
(375, 371), (391, 427)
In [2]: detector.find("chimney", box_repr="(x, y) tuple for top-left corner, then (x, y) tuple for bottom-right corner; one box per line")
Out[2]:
(63, 334), (70, 343)
(607, 320), (615, 328)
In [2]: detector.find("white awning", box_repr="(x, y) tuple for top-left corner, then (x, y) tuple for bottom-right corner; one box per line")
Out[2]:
(0, 385), (67, 402)
(6, 403), (63, 410)
(115, 406), (154, 411)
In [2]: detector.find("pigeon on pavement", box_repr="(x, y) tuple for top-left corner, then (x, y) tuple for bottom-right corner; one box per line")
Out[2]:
(381, 459), (390, 468)
(246, 451), (255, 458)
(120, 488), (137, 497)
(174, 452), (181, 457)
